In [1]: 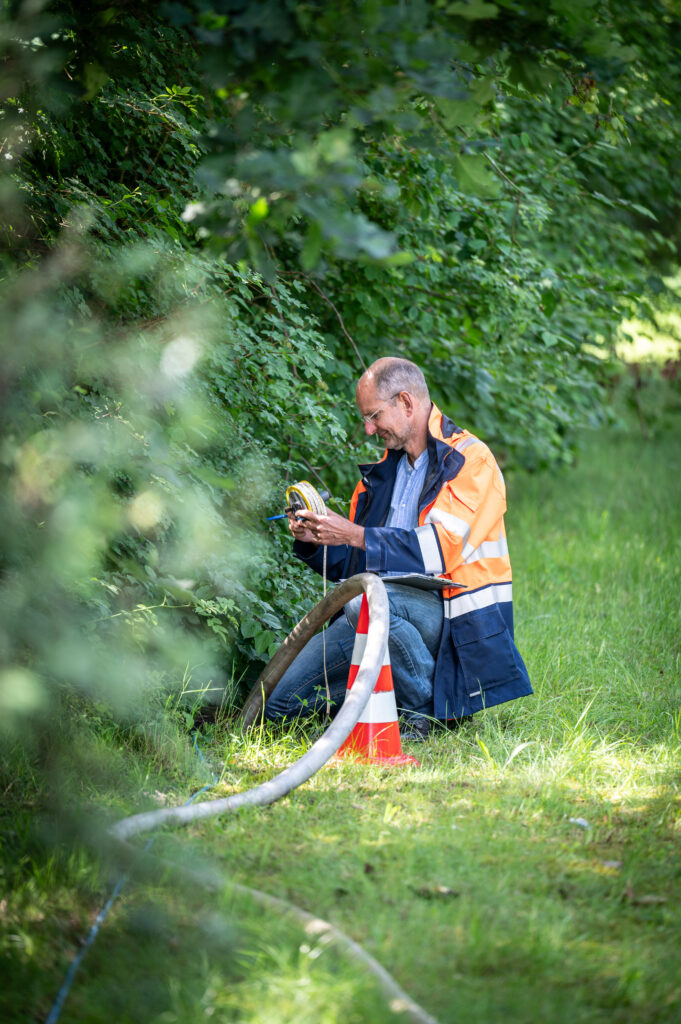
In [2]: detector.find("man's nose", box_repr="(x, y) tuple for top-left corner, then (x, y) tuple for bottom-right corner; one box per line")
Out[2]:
(364, 418), (377, 436)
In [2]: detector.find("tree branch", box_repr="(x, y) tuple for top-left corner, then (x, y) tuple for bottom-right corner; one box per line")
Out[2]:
(547, 140), (599, 178)
(289, 271), (367, 372)
(483, 152), (526, 196)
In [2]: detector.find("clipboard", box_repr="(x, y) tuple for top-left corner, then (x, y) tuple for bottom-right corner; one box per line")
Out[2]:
(378, 573), (462, 592)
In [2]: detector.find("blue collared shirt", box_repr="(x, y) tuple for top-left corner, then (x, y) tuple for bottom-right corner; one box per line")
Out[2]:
(383, 448), (429, 574)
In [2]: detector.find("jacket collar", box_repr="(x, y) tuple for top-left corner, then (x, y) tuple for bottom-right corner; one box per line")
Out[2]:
(359, 403), (464, 483)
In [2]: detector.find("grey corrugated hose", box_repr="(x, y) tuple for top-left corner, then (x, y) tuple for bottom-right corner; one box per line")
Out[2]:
(108, 573), (440, 1024)
(110, 573), (387, 841)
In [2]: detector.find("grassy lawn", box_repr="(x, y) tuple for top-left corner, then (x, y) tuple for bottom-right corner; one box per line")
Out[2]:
(2, 405), (680, 1023)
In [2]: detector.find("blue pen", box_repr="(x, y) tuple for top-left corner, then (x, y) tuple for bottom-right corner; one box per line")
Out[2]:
(265, 509), (307, 521)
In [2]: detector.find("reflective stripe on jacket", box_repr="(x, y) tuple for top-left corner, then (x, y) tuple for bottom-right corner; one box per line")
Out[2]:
(294, 404), (532, 719)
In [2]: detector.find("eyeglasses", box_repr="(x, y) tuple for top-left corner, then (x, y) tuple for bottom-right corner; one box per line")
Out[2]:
(360, 392), (401, 425)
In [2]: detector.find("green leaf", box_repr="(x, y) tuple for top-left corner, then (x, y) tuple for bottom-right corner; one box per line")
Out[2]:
(437, 97), (481, 128)
(541, 290), (559, 318)
(503, 741), (535, 769)
(470, 77), (496, 106)
(384, 250), (415, 267)
(81, 62), (110, 101)
(254, 629), (275, 655)
(247, 197), (269, 226)
(447, 1), (498, 19)
(627, 203), (657, 221)
(476, 734), (496, 767)
(452, 154), (500, 197)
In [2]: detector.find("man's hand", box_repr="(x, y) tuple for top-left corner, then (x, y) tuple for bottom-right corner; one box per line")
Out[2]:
(287, 511), (318, 545)
(294, 508), (366, 550)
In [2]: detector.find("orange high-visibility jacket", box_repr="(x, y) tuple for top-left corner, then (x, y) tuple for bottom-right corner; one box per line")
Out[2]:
(294, 404), (532, 719)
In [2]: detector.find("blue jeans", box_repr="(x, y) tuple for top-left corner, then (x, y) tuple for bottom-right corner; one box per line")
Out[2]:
(264, 584), (444, 724)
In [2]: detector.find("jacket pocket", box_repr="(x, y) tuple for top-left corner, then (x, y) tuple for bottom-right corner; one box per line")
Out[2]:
(450, 606), (519, 696)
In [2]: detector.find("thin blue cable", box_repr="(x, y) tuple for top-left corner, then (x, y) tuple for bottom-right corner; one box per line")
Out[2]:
(44, 733), (216, 1024)
(44, 873), (127, 1024)
(193, 730), (208, 766)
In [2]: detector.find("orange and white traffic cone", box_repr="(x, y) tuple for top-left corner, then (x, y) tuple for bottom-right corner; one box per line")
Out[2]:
(336, 594), (419, 767)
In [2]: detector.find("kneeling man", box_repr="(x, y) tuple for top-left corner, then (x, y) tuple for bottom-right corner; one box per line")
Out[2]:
(265, 357), (532, 738)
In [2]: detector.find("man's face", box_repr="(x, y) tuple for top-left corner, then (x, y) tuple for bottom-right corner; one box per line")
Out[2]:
(356, 380), (409, 450)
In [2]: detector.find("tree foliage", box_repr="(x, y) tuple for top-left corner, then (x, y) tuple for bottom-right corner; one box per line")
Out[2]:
(1, 0), (680, 756)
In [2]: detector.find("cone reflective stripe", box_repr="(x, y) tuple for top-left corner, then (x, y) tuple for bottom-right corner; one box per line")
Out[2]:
(337, 594), (419, 767)
(346, 631), (394, 692)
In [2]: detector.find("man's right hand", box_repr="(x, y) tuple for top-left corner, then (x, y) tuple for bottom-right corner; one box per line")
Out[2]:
(287, 511), (318, 545)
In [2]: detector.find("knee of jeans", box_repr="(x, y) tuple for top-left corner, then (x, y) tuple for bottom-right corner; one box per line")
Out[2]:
(264, 692), (289, 719)
(266, 691), (312, 720)
(344, 593), (364, 631)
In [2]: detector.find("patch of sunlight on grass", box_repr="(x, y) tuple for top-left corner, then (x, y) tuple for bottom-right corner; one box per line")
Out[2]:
(161, 937), (392, 1024)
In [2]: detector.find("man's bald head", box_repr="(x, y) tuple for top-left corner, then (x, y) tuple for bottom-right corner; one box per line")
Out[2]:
(359, 357), (430, 404)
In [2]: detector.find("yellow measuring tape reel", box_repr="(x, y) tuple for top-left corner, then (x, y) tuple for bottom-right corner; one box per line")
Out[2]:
(285, 480), (332, 716)
(285, 480), (327, 517)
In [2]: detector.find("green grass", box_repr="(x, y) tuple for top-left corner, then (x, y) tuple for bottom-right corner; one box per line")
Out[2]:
(2, 407), (680, 1023)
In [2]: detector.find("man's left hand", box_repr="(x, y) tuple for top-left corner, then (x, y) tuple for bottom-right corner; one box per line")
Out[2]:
(296, 509), (366, 550)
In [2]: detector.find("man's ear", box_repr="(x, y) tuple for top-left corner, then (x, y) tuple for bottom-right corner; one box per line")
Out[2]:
(399, 390), (415, 416)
